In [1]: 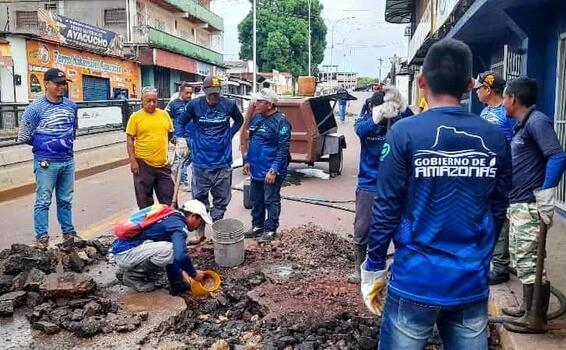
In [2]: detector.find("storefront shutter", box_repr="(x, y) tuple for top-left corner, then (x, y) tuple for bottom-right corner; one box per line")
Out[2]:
(83, 76), (110, 101)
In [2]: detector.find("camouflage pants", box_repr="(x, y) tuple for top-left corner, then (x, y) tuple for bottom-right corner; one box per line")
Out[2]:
(508, 203), (545, 284)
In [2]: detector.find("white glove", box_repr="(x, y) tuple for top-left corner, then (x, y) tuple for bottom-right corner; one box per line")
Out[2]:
(534, 188), (555, 226)
(360, 261), (387, 316)
(175, 138), (188, 158)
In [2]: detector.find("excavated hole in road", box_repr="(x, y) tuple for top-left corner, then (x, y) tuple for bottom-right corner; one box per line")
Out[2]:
(141, 224), (501, 350)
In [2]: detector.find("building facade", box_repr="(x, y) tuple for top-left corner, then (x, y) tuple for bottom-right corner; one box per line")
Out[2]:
(0, 0), (225, 101)
(385, 0), (566, 210)
(317, 65), (358, 94)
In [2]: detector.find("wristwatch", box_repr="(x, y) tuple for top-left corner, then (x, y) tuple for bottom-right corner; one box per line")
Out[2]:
(268, 168), (278, 175)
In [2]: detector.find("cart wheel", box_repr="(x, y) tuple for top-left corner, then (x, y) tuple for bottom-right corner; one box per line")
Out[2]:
(329, 147), (344, 177)
(243, 179), (252, 209)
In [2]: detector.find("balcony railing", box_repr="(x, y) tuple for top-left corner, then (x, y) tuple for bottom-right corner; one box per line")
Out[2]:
(132, 26), (223, 66)
(163, 0), (224, 32)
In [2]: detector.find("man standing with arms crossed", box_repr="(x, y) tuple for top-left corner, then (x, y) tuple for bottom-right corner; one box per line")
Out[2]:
(175, 76), (243, 233)
(474, 71), (516, 285)
(18, 68), (78, 248)
(127, 87), (174, 209)
(361, 39), (512, 349)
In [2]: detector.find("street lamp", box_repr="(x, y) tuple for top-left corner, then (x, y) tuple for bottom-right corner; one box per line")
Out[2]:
(252, 0), (257, 93)
(326, 16), (355, 92)
(308, 0), (312, 76)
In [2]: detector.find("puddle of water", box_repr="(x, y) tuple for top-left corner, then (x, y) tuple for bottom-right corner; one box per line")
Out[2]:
(0, 309), (33, 349)
(295, 168), (330, 180)
(262, 263), (302, 280)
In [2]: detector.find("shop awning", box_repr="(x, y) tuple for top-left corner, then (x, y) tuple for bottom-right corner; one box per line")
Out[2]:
(385, 0), (415, 24)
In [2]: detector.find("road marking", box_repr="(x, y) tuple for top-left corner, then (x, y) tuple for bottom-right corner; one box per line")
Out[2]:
(79, 206), (137, 240)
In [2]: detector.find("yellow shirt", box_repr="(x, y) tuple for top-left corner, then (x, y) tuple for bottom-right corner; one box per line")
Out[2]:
(419, 97), (429, 112)
(126, 108), (173, 168)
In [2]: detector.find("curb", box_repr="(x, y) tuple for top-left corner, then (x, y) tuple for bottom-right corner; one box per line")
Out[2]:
(0, 158), (129, 202)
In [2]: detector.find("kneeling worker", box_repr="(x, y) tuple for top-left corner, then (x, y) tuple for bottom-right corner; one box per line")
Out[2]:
(112, 200), (213, 293)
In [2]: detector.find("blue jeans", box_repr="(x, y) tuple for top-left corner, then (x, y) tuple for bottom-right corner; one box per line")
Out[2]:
(192, 166), (232, 221)
(379, 292), (489, 350)
(339, 103), (346, 122)
(33, 159), (76, 239)
(250, 176), (284, 232)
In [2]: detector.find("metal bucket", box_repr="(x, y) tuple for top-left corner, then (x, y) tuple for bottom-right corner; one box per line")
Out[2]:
(212, 218), (245, 267)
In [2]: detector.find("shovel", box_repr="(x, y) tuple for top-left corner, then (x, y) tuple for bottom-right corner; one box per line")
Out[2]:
(172, 155), (190, 209)
(504, 220), (566, 333)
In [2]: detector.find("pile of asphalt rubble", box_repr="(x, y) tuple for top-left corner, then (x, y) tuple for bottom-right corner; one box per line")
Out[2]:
(0, 238), (147, 337)
(142, 224), (500, 350)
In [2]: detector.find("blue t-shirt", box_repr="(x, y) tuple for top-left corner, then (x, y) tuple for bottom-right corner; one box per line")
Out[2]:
(246, 111), (292, 180)
(367, 106), (512, 306)
(175, 96), (243, 169)
(509, 107), (564, 203)
(480, 104), (516, 141)
(17, 97), (78, 161)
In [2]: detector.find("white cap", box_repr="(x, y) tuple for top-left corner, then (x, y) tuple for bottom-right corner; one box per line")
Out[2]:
(251, 88), (278, 104)
(181, 200), (213, 225)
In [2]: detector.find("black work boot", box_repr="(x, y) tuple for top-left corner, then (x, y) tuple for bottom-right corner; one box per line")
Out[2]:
(504, 281), (551, 333)
(502, 283), (534, 317)
(122, 266), (156, 292)
(489, 270), (510, 285)
(347, 244), (367, 284)
(166, 264), (189, 296)
(245, 226), (264, 238)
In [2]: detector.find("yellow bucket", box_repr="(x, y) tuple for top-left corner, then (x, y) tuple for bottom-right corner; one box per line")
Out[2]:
(190, 270), (221, 297)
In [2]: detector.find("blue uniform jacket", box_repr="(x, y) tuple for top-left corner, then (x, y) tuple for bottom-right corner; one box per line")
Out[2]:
(111, 213), (197, 277)
(367, 106), (512, 306)
(480, 104), (516, 141)
(245, 111), (292, 180)
(355, 108), (413, 192)
(175, 96), (243, 169)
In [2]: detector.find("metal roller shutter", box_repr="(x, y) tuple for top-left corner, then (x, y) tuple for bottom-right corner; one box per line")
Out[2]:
(83, 75), (110, 101)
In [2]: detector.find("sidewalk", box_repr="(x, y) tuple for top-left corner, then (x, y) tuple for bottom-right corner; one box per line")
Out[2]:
(489, 215), (566, 350)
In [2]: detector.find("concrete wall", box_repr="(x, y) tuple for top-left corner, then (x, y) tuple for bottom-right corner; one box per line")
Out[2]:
(0, 35), (29, 103)
(63, 0), (129, 37)
(0, 131), (128, 199)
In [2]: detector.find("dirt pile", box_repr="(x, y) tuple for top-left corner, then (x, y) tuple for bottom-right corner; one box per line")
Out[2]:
(142, 224), (376, 349)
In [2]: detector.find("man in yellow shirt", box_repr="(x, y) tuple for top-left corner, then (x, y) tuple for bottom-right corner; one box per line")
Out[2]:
(126, 87), (174, 208)
(418, 96), (429, 112)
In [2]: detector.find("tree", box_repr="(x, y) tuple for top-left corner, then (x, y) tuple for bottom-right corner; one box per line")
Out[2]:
(356, 77), (379, 89)
(238, 0), (327, 77)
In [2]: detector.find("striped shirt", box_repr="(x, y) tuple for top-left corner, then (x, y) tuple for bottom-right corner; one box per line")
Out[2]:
(18, 97), (78, 161)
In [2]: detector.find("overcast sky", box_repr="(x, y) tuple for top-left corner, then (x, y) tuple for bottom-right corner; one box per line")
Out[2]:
(211, 0), (408, 78)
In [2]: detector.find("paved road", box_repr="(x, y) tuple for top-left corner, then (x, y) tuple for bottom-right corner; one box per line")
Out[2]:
(0, 92), (371, 250)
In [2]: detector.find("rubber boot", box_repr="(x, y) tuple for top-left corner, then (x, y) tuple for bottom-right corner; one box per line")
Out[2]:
(504, 281), (551, 333)
(502, 283), (533, 317)
(122, 268), (156, 292)
(347, 244), (366, 284)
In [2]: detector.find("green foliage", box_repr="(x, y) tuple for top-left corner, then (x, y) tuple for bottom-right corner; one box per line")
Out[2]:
(356, 76), (379, 88)
(238, 0), (327, 77)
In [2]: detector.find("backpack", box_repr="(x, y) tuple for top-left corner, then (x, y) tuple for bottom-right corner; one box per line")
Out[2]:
(114, 204), (177, 240)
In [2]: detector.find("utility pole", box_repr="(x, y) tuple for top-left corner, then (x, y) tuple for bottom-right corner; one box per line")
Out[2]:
(252, 0), (257, 92)
(308, 0), (311, 76)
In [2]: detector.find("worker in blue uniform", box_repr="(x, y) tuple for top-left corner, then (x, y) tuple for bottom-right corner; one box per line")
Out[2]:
(243, 88), (291, 241)
(349, 86), (413, 284)
(174, 76), (244, 228)
(361, 39), (512, 350)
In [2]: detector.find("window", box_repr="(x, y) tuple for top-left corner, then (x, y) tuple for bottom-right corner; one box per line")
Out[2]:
(104, 8), (127, 26)
(15, 11), (38, 30)
(44, 3), (57, 11)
